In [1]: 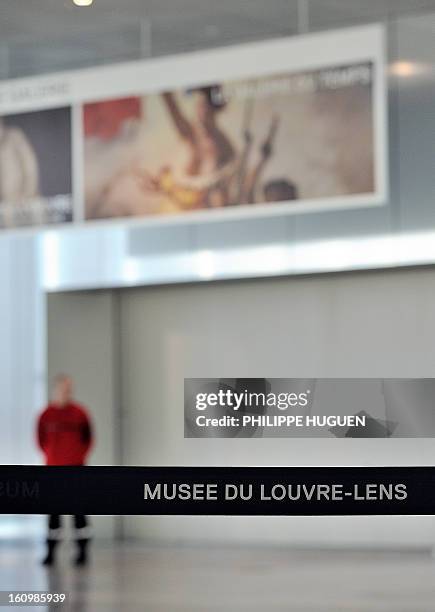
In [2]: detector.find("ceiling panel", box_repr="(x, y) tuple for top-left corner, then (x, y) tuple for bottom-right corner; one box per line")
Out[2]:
(0, 0), (434, 79)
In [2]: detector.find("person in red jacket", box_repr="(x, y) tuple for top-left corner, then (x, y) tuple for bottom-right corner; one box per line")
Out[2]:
(37, 374), (94, 566)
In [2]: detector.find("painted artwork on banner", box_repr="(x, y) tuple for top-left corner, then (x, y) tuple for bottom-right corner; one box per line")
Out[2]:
(0, 107), (72, 229)
(84, 62), (376, 221)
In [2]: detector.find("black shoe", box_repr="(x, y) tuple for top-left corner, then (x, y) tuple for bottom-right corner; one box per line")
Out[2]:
(73, 540), (89, 566)
(41, 541), (57, 566)
(41, 553), (55, 566)
(41, 540), (57, 567)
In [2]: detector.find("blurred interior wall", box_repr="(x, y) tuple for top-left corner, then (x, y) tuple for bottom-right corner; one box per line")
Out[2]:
(46, 267), (435, 547)
(117, 268), (435, 548)
(0, 234), (44, 467)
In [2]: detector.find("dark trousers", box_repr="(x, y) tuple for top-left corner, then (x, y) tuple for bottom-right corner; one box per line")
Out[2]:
(47, 514), (90, 542)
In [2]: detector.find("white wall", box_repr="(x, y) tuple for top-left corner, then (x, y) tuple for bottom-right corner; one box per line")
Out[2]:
(119, 267), (435, 548)
(0, 234), (45, 467)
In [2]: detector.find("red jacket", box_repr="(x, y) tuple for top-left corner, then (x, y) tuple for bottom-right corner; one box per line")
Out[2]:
(37, 402), (93, 466)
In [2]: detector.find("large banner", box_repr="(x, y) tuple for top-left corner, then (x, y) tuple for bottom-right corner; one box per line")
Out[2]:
(0, 25), (386, 230)
(0, 107), (72, 229)
(84, 63), (376, 220)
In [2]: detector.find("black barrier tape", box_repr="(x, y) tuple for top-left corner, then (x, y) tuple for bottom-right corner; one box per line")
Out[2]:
(0, 466), (434, 516)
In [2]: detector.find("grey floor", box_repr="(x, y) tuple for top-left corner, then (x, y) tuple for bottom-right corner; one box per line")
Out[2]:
(1, 542), (435, 611)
